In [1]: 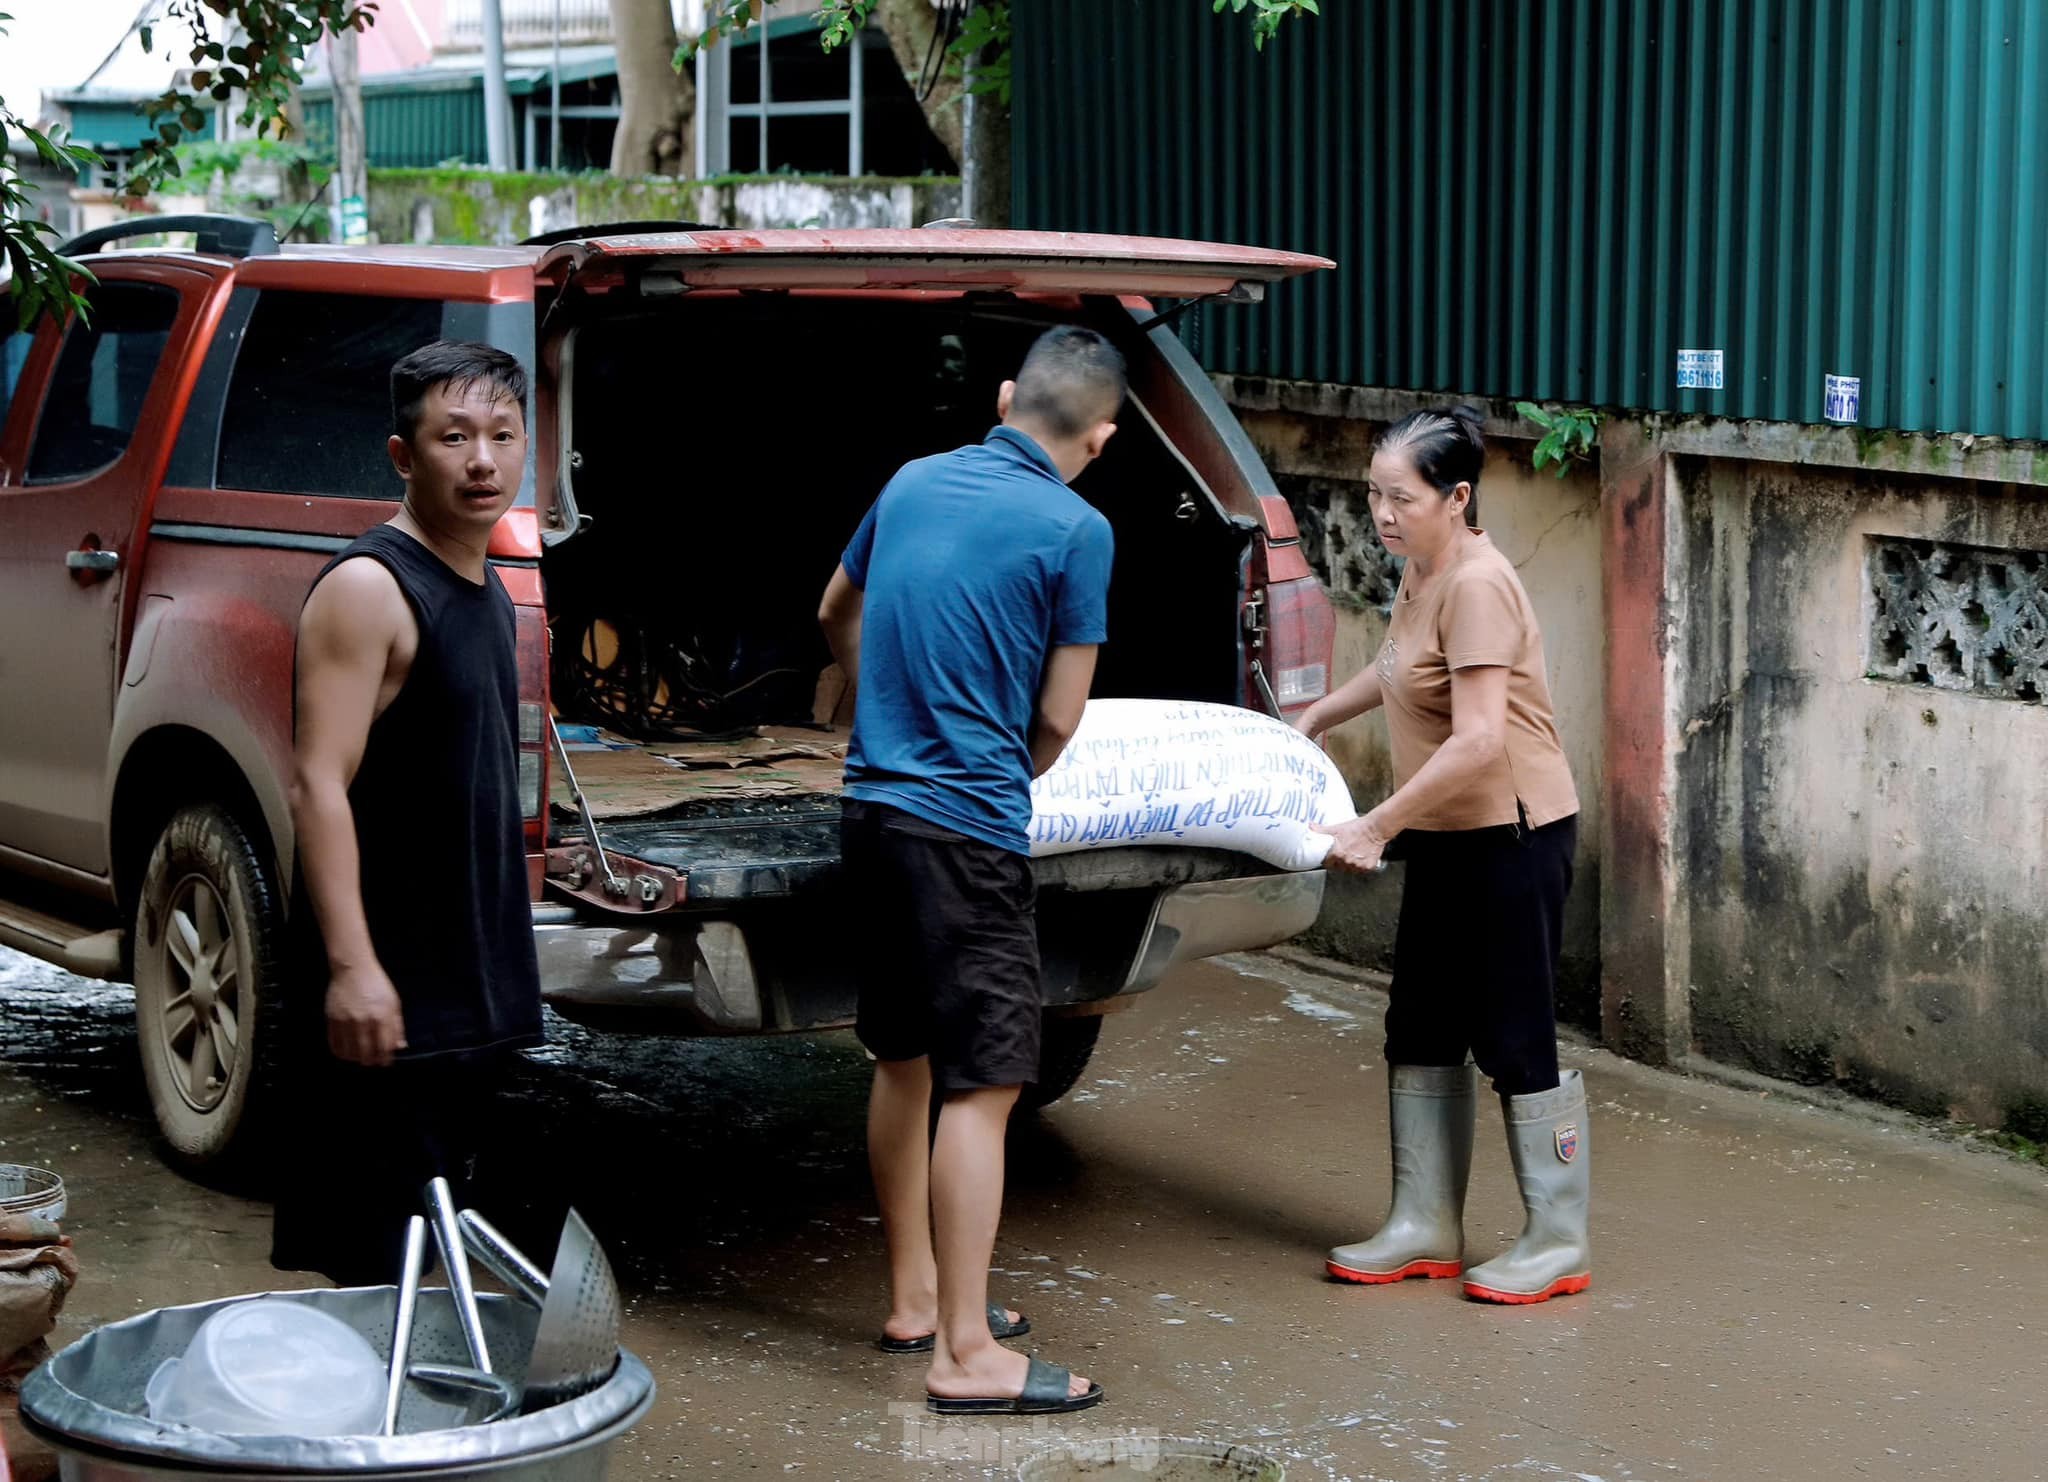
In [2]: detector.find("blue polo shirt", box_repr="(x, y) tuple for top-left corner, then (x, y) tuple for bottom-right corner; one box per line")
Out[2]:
(841, 426), (1115, 853)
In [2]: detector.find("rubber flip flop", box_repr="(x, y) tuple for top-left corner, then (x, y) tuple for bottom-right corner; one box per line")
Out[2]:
(877, 1302), (1030, 1354)
(926, 1354), (1105, 1416)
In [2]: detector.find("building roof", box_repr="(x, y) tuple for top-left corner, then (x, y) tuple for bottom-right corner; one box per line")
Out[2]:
(295, 43), (620, 101)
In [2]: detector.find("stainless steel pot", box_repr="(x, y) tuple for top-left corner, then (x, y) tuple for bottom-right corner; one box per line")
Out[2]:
(20, 1288), (653, 1482)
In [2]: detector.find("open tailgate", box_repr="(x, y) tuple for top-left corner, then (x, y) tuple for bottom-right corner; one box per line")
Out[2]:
(537, 228), (1332, 299)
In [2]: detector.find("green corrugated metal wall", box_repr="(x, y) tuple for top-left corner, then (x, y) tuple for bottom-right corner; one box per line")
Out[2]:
(67, 101), (216, 151)
(305, 89), (490, 169)
(1013, 0), (2048, 441)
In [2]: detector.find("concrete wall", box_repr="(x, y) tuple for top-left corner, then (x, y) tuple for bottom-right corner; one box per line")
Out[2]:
(366, 169), (962, 245)
(1217, 378), (2048, 1133)
(1219, 380), (1607, 1030)
(1671, 458), (2048, 1127)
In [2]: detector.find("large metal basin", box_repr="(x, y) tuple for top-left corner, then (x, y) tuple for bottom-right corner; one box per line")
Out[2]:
(20, 1288), (653, 1481)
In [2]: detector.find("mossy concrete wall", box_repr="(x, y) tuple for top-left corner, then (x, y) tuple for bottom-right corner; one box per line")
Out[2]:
(1669, 458), (2048, 1128)
(367, 169), (963, 244)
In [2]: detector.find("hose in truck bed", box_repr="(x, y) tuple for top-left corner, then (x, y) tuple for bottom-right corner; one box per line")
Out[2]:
(552, 612), (804, 740)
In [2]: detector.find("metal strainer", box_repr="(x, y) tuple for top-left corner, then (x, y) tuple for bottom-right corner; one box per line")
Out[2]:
(520, 1208), (621, 1414)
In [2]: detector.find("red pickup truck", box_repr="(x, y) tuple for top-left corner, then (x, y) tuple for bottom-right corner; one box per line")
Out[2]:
(0, 215), (1336, 1174)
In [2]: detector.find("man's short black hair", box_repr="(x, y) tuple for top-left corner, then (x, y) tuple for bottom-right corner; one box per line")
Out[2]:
(391, 341), (528, 442)
(1010, 326), (1127, 440)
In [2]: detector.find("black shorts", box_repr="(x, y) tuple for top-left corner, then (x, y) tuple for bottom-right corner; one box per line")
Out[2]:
(841, 799), (1042, 1092)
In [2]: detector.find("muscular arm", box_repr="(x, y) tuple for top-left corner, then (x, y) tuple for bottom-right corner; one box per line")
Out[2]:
(1029, 645), (1097, 777)
(289, 558), (414, 1065)
(1318, 664), (1509, 873)
(1297, 663), (1386, 745)
(818, 564), (864, 691)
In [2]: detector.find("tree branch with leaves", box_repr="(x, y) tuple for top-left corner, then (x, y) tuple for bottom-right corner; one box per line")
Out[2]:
(1, 2), (372, 326)
(0, 13), (107, 325)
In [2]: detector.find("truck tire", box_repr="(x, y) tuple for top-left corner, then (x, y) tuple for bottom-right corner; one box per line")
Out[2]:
(1022, 1015), (1103, 1111)
(133, 804), (285, 1181)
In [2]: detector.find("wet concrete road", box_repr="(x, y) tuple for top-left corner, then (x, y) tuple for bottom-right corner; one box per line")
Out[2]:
(2, 946), (2043, 1481)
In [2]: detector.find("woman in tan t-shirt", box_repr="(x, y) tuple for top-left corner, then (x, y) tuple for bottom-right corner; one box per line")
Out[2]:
(1297, 406), (1590, 1307)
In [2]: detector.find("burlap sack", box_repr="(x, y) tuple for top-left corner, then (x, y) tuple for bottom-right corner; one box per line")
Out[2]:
(0, 1215), (76, 1361)
(0, 1212), (72, 1482)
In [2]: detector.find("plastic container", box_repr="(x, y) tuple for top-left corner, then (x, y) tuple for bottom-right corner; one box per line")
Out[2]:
(0, 1165), (66, 1224)
(143, 1299), (385, 1437)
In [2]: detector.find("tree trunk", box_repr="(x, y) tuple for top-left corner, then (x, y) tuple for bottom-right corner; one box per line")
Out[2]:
(868, 0), (1009, 223)
(608, 0), (695, 178)
(329, 27), (368, 241)
(868, 0), (963, 168)
(962, 70), (1011, 227)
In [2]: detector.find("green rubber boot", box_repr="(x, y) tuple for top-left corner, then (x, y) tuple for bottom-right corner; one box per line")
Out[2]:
(1462, 1069), (1592, 1304)
(1326, 1064), (1475, 1283)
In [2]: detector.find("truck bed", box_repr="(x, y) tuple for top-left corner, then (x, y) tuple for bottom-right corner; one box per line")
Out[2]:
(549, 728), (1265, 902)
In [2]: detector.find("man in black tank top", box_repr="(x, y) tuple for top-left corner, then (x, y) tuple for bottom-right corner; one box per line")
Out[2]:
(270, 342), (543, 1286)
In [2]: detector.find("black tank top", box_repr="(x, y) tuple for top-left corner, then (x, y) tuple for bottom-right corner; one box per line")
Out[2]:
(302, 524), (542, 1058)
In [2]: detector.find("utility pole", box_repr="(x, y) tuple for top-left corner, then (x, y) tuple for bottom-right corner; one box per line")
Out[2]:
(481, 0), (514, 170)
(331, 25), (369, 243)
(549, 0), (562, 169)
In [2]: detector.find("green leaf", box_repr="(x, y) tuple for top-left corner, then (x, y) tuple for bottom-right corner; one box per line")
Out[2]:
(25, 126), (66, 167)
(140, 23), (153, 51)
(181, 108), (206, 133)
(159, 122), (183, 145)
(3, 232), (33, 286)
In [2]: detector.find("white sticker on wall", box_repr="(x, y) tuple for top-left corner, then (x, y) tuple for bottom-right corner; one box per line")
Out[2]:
(1677, 349), (1725, 390)
(1824, 373), (1862, 423)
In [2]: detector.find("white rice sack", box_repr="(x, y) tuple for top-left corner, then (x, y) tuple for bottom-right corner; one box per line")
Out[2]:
(1028, 699), (1355, 871)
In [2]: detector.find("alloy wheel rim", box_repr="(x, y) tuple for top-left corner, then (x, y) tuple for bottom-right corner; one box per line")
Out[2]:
(159, 874), (241, 1113)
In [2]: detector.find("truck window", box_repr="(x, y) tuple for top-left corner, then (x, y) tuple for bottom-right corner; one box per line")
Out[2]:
(216, 292), (444, 498)
(25, 283), (179, 485)
(1, 317), (31, 418)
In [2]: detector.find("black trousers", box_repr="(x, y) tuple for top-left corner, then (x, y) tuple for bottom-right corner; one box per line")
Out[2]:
(1384, 813), (1577, 1098)
(270, 1037), (512, 1289)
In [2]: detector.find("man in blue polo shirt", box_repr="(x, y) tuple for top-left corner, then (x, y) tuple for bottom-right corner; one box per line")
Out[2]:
(818, 326), (1121, 1416)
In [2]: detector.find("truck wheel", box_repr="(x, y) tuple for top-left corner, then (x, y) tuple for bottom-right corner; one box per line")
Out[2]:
(1022, 1015), (1103, 1111)
(133, 804), (285, 1180)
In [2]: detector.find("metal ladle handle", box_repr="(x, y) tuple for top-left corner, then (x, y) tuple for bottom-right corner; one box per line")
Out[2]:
(458, 1209), (549, 1308)
(424, 1177), (492, 1373)
(408, 1364), (520, 1425)
(382, 1216), (428, 1436)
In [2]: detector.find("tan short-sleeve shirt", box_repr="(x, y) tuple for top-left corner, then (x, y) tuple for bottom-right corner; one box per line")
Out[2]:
(1376, 532), (1578, 832)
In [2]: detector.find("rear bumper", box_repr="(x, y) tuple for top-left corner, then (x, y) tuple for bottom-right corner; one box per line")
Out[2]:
(532, 868), (1325, 1035)
(1121, 869), (1326, 992)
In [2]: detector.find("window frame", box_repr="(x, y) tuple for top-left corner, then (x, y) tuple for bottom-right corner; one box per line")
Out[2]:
(170, 286), (538, 506)
(20, 276), (187, 490)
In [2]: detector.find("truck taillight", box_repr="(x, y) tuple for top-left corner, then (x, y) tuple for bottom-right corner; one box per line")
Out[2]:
(517, 742), (544, 819)
(1263, 575), (1335, 715)
(513, 603), (550, 850)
